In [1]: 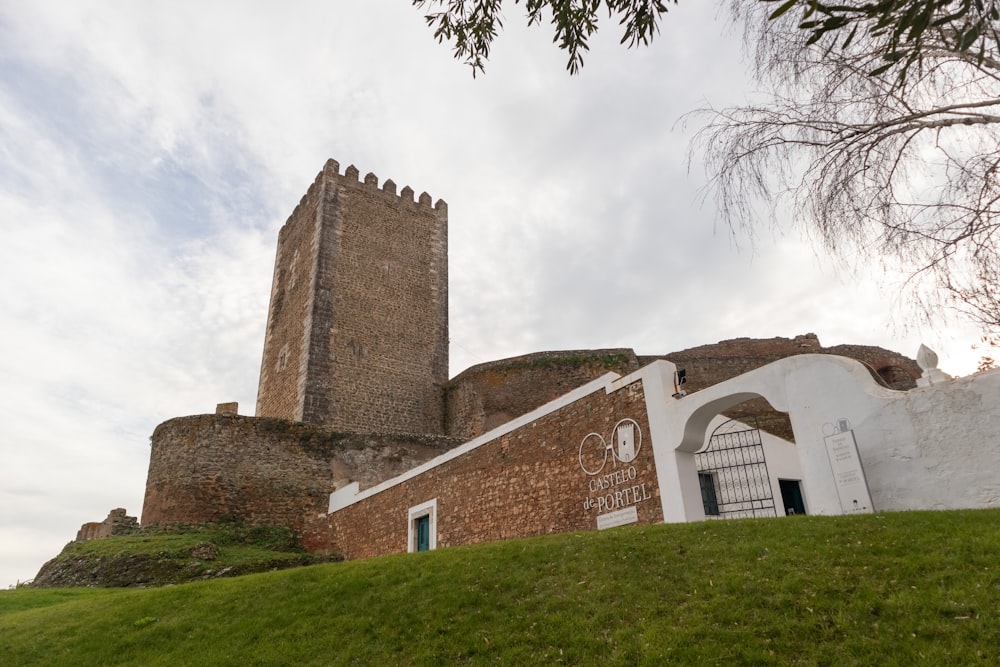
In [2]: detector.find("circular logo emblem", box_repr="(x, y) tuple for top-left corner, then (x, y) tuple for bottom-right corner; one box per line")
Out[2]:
(578, 418), (642, 475)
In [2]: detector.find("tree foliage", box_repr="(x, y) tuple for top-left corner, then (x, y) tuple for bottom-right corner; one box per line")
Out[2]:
(412, 0), (675, 74)
(767, 0), (1000, 82)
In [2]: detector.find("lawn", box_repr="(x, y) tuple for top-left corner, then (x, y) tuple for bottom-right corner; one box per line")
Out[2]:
(2, 508), (998, 665)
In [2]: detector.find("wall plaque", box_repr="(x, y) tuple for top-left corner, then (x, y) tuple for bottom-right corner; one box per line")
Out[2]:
(823, 429), (874, 513)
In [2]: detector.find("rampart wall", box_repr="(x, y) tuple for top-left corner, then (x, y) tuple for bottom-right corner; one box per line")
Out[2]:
(444, 349), (640, 439)
(141, 414), (462, 532)
(443, 335), (919, 442)
(646, 333), (921, 391)
(651, 333), (920, 438)
(307, 377), (662, 559)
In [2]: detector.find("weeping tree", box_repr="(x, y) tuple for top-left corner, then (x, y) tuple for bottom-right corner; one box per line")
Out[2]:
(692, 0), (1000, 335)
(414, 0), (1000, 335)
(412, 0), (676, 74)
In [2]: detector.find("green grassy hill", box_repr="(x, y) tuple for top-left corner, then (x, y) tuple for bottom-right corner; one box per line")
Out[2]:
(29, 521), (338, 588)
(3, 509), (999, 665)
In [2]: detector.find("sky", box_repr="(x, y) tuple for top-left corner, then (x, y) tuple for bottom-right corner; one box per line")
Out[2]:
(0, 1), (989, 588)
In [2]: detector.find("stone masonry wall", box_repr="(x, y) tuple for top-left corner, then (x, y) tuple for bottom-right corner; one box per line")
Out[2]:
(255, 169), (323, 422)
(256, 159), (449, 435)
(441, 336), (917, 443)
(142, 414), (462, 533)
(76, 508), (139, 542)
(645, 333), (922, 439)
(647, 333), (921, 391)
(444, 349), (640, 440)
(306, 378), (662, 559)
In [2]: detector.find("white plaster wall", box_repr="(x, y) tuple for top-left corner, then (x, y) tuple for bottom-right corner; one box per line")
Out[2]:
(657, 354), (1000, 518)
(659, 355), (901, 517)
(860, 368), (1000, 511)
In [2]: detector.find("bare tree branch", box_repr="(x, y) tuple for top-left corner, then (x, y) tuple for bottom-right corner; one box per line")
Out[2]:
(693, 4), (1000, 335)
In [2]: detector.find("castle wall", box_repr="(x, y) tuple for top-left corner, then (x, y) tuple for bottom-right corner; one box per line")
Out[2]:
(441, 336), (919, 444)
(76, 509), (138, 542)
(255, 171), (324, 422)
(444, 349), (640, 439)
(310, 375), (664, 559)
(647, 334), (922, 440)
(256, 159), (448, 435)
(141, 414), (462, 532)
(649, 333), (921, 391)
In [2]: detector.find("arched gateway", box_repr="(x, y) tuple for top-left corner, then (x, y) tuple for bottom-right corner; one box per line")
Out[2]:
(652, 355), (900, 522)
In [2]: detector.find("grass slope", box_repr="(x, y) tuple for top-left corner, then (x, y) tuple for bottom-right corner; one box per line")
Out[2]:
(30, 522), (336, 587)
(3, 509), (999, 665)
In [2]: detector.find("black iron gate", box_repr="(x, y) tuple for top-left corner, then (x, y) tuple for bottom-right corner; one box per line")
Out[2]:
(695, 418), (776, 519)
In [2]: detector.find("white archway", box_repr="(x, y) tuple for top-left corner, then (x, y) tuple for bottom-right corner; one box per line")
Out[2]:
(640, 356), (903, 522)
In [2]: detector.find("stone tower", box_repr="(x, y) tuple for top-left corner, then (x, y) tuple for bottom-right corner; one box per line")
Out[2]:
(255, 159), (448, 435)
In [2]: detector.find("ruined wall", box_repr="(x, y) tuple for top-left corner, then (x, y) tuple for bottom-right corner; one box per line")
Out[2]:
(444, 349), (640, 440)
(443, 336), (918, 443)
(142, 414), (462, 532)
(76, 508), (138, 542)
(256, 159), (449, 435)
(648, 333), (921, 391)
(647, 333), (922, 439)
(309, 378), (662, 559)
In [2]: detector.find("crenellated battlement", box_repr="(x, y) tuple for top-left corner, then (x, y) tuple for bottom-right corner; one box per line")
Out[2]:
(257, 157), (450, 435)
(281, 158), (447, 236)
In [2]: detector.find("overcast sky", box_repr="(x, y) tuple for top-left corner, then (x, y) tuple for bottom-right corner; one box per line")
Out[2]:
(0, 1), (988, 587)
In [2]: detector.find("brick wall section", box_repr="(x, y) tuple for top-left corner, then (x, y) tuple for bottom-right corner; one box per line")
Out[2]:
(256, 159), (449, 435)
(307, 378), (662, 559)
(141, 414), (462, 532)
(444, 349), (640, 440)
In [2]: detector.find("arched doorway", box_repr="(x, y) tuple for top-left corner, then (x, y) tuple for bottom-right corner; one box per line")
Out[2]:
(695, 418), (776, 519)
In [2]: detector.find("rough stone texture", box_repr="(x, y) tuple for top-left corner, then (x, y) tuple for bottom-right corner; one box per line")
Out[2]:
(31, 550), (330, 588)
(141, 414), (462, 532)
(649, 333), (920, 390)
(76, 508), (139, 542)
(444, 349), (640, 439)
(647, 333), (922, 440)
(440, 336), (917, 443)
(189, 542), (219, 560)
(256, 159), (449, 435)
(306, 378), (662, 559)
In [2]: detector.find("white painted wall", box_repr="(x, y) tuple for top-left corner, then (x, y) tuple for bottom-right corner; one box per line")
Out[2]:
(862, 368), (1000, 511)
(649, 354), (1000, 519)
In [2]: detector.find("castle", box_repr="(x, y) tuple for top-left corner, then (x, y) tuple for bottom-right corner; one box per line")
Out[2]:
(130, 159), (1000, 560)
(254, 160), (448, 435)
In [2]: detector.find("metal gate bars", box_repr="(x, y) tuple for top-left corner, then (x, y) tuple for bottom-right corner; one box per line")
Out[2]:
(695, 418), (776, 519)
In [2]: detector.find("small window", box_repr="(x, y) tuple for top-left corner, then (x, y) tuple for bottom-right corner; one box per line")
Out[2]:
(699, 472), (720, 516)
(407, 499), (437, 553)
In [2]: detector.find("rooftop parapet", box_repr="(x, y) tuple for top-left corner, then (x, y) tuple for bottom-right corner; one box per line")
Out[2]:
(281, 158), (448, 233)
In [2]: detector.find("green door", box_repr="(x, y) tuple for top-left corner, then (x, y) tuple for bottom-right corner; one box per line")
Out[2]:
(416, 515), (430, 552)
